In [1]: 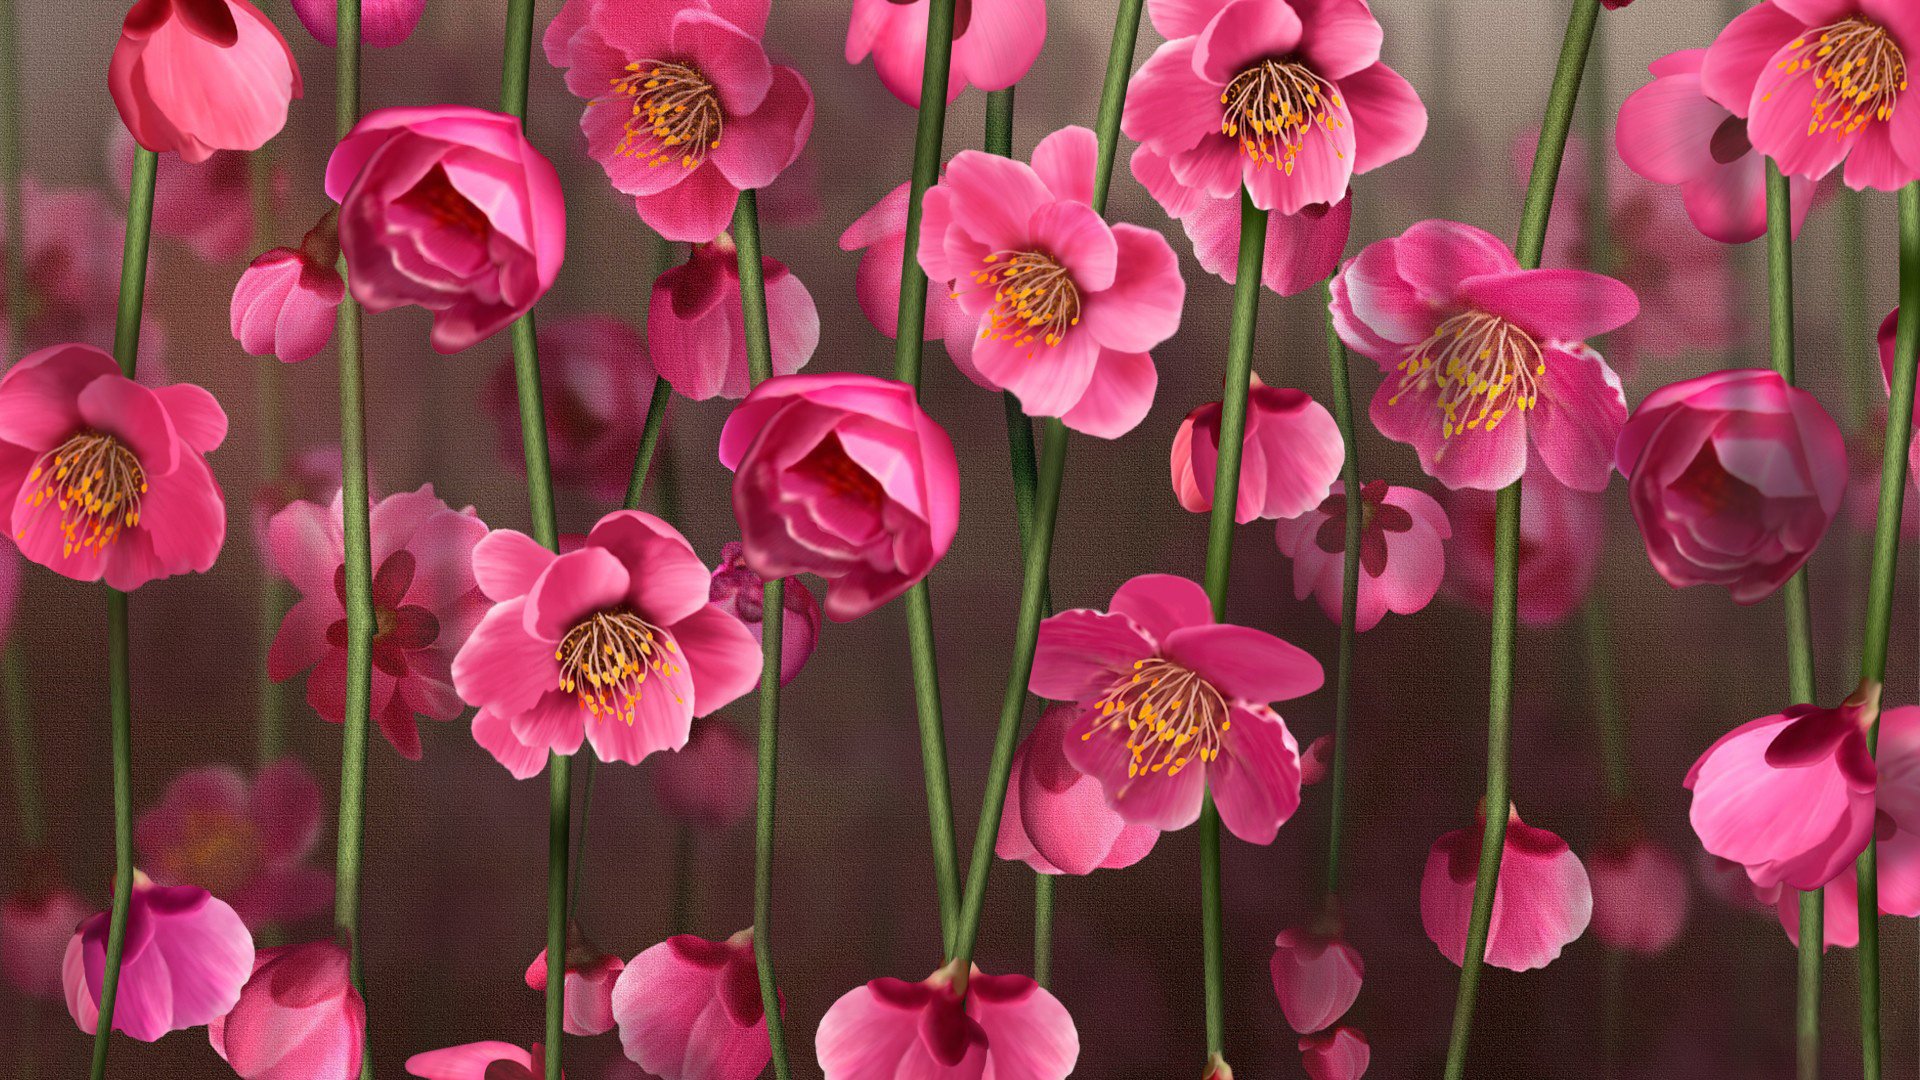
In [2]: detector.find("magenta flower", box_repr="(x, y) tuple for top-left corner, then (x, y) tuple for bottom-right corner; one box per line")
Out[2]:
(1132, 148), (1353, 296)
(231, 218), (346, 363)
(1173, 379), (1342, 523)
(527, 936), (623, 1037)
(708, 540), (822, 686)
(456, 510), (762, 777)
(1587, 834), (1691, 955)
(611, 931), (773, 1080)
(269, 486), (489, 760)
(407, 1042), (546, 1080)
(918, 126), (1183, 438)
(1616, 369), (1846, 605)
(1332, 220), (1637, 492)
(325, 106), (565, 353)
(1703, 0), (1920, 190)
(996, 703), (1160, 875)
(1443, 464), (1604, 627)
(816, 964), (1078, 1080)
(209, 939), (366, 1080)
(719, 373), (960, 621)
(841, 179), (976, 353)
(1422, 807), (1591, 971)
(1036, 573), (1322, 844)
(2, 884), (88, 998)
(847, 0), (1045, 106)
(289, 0), (426, 45)
(653, 721), (757, 828)
(63, 872), (255, 1041)
(1300, 1025), (1370, 1080)
(1275, 480), (1448, 631)
(110, 0), (302, 163)
(543, 0), (814, 243)
(649, 237), (819, 401)
(481, 315), (659, 501)
(1269, 927), (1362, 1034)
(136, 759), (332, 929)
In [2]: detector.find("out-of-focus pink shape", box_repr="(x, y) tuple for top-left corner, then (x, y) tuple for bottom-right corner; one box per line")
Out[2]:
(136, 758), (332, 929)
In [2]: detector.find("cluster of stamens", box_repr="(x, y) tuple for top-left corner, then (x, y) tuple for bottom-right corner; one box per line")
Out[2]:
(1082, 658), (1229, 780)
(556, 610), (681, 724)
(1220, 60), (1344, 175)
(606, 61), (723, 170)
(1772, 17), (1908, 138)
(1389, 311), (1544, 441)
(20, 432), (146, 559)
(963, 250), (1080, 354)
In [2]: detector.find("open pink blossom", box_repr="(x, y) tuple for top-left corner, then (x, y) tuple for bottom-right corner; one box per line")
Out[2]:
(1270, 927), (1362, 1034)
(110, 128), (274, 262)
(1878, 307), (1920, 484)
(482, 315), (658, 501)
(1132, 147), (1352, 296)
(612, 930), (772, 1080)
(997, 703), (1160, 875)
(0, 343), (226, 589)
(1300, 1026), (1370, 1080)
(528, 933), (623, 1036)
(110, 0), (302, 163)
(709, 540), (822, 685)
(1332, 220), (1637, 491)
(816, 963), (1077, 1080)
(1443, 464), (1604, 627)
(1121, 0), (1426, 215)
(64, 872), (255, 1040)
(1038, 573), (1322, 844)
(1172, 378), (1342, 522)
(325, 106), (565, 353)
(1617, 369), (1846, 604)
(720, 373), (960, 621)
(543, 0), (814, 243)
(653, 721), (757, 828)
(1422, 806), (1593, 971)
(209, 939), (365, 1080)
(0, 182), (123, 352)
(456, 510), (763, 777)
(841, 180), (976, 360)
(232, 215), (346, 363)
(1587, 834), (1690, 954)
(407, 1042), (546, 1080)
(290, 0), (426, 45)
(1703, 0), (1920, 190)
(650, 237), (819, 401)
(269, 486), (489, 760)
(136, 759), (331, 929)
(2, 884), (88, 998)
(918, 126), (1182, 438)
(1276, 480), (1448, 631)
(847, 0), (1045, 106)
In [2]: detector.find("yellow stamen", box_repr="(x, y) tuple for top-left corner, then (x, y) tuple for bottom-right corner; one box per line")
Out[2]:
(1219, 59), (1344, 176)
(964, 250), (1081, 358)
(555, 610), (684, 724)
(19, 431), (145, 559)
(604, 60), (723, 170)
(1387, 311), (1546, 446)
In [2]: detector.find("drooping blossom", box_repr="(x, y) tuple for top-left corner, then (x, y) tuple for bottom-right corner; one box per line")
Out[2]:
(816, 963), (1078, 1080)
(1586, 833), (1691, 954)
(63, 872), (255, 1040)
(653, 721), (757, 828)
(1172, 378), (1342, 523)
(1276, 480), (1449, 631)
(289, 0), (426, 45)
(708, 540), (822, 685)
(611, 930), (772, 1080)
(846, 0), (1045, 106)
(269, 486), (489, 760)
(231, 213), (346, 363)
(840, 180), (975, 354)
(1616, 369), (1846, 605)
(456, 510), (762, 777)
(1298, 734), (1334, 786)
(527, 931), (623, 1037)
(2, 883), (88, 998)
(1332, 220), (1638, 491)
(918, 126), (1182, 438)
(1269, 926), (1362, 1035)
(1443, 463), (1604, 627)
(481, 314), (658, 501)
(720, 374), (960, 621)
(996, 703), (1160, 875)
(0, 182), (124, 352)
(1300, 1026), (1370, 1080)
(1036, 573), (1322, 844)
(135, 759), (332, 929)
(1703, 0), (1920, 190)
(0, 343), (226, 589)
(251, 446), (347, 550)
(110, 128), (274, 262)
(406, 1042), (547, 1080)
(1131, 149), (1353, 296)
(209, 939), (365, 1080)
(325, 106), (565, 353)
(110, 0), (300, 162)
(543, 0), (814, 242)
(1421, 805), (1593, 971)
(649, 237), (819, 401)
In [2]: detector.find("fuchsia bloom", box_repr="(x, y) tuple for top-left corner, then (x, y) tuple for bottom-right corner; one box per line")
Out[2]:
(544, 0), (814, 243)
(846, 0), (1046, 106)
(918, 126), (1183, 438)
(269, 486), (489, 760)
(1587, 835), (1691, 955)
(325, 106), (566, 353)
(2, 885), (88, 998)
(1036, 573), (1322, 844)
(653, 721), (757, 828)
(456, 510), (762, 777)
(841, 180), (975, 353)
(482, 315), (659, 501)
(1275, 480), (1448, 631)
(1332, 220), (1638, 492)
(110, 0), (301, 163)
(0, 343), (226, 589)
(996, 703), (1160, 875)
(136, 759), (332, 929)
(1131, 150), (1352, 296)
(611, 931), (773, 1080)
(527, 936), (623, 1036)
(289, 0), (426, 45)
(1300, 1026), (1369, 1080)
(209, 939), (366, 1080)
(1616, 369), (1846, 605)
(407, 1042), (547, 1080)
(1421, 806), (1592, 971)
(231, 216), (346, 363)
(1269, 927), (1362, 1034)
(63, 872), (255, 1040)
(1171, 378), (1342, 523)
(708, 540), (822, 685)
(1703, 0), (1920, 190)
(720, 374), (960, 621)
(650, 237), (819, 401)
(1443, 464), (1604, 627)
(816, 964), (1078, 1080)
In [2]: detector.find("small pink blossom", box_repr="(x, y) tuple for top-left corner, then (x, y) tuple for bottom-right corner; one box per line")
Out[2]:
(209, 939), (366, 1080)
(652, 721), (756, 829)
(1276, 480), (1449, 631)
(136, 759), (332, 929)
(1300, 1025), (1370, 1080)
(64, 872), (255, 1041)
(2, 884), (88, 998)
(527, 933), (623, 1037)
(481, 315), (659, 501)
(289, 0), (426, 45)
(1131, 148), (1353, 296)
(816, 963), (1077, 1080)
(1172, 379), (1342, 523)
(1443, 464), (1604, 628)
(110, 0), (302, 163)
(406, 1042), (546, 1080)
(649, 237), (819, 401)
(1587, 834), (1691, 954)
(996, 703), (1160, 875)
(847, 0), (1045, 106)
(840, 180), (976, 357)
(611, 930), (772, 1080)
(231, 215), (346, 364)
(1269, 927), (1362, 1034)
(1421, 805), (1593, 971)
(708, 540), (822, 685)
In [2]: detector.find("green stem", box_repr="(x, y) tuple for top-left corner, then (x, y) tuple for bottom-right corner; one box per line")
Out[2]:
(622, 378), (673, 511)
(1032, 873), (1053, 988)
(985, 88), (1014, 157)
(1579, 600), (1629, 801)
(1322, 285), (1359, 899)
(1090, 0), (1145, 216)
(4, 644), (41, 848)
(566, 755), (596, 922)
(0, 0), (25, 361)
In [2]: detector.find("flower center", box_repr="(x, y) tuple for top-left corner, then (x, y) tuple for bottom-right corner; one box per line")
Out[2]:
(21, 432), (146, 558)
(609, 61), (723, 170)
(158, 809), (262, 898)
(555, 610), (681, 724)
(1775, 17), (1908, 138)
(1219, 59), (1343, 176)
(1081, 658), (1229, 779)
(968, 250), (1080, 351)
(1389, 311), (1544, 440)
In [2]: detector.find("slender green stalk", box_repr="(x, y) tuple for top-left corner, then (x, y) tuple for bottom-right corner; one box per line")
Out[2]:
(566, 756), (597, 922)
(1090, 0), (1145, 216)
(985, 88), (1015, 157)
(1322, 286), (1359, 899)
(1579, 601), (1629, 801)
(0, 0), (24, 361)
(622, 378), (673, 511)
(1031, 873), (1053, 988)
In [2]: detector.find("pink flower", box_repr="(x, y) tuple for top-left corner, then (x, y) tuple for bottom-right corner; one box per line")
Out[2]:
(1275, 480), (1448, 631)
(846, 0), (1045, 106)
(324, 106), (566, 353)
(1617, 369), (1846, 605)
(1269, 927), (1362, 1034)
(1332, 220), (1637, 492)
(841, 180), (976, 353)
(208, 939), (366, 1080)
(0, 182), (123, 352)
(63, 872), (255, 1041)
(481, 315), (659, 501)
(816, 964), (1077, 1080)
(136, 759), (332, 929)
(543, 0), (814, 243)
(1131, 148), (1353, 297)
(649, 237), (819, 401)
(1120, 0), (1426, 215)
(1421, 806), (1593, 971)
(708, 540), (822, 685)
(1878, 307), (1920, 485)
(2, 884), (88, 998)
(456, 510), (763, 777)
(110, 128), (274, 262)
(996, 703), (1160, 875)
(407, 1042), (547, 1080)
(719, 373), (960, 621)
(611, 930), (772, 1080)
(1616, 49), (1815, 244)
(918, 126), (1182, 438)
(652, 721), (757, 828)
(231, 217), (346, 363)
(1443, 464), (1604, 627)
(1172, 379), (1343, 523)
(110, 0), (300, 163)
(289, 0), (426, 45)
(0, 343), (226, 589)
(1703, 0), (1920, 190)
(1037, 573), (1322, 844)
(269, 486), (489, 760)
(1300, 1025), (1370, 1080)
(1587, 835), (1691, 954)
(527, 934), (623, 1037)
